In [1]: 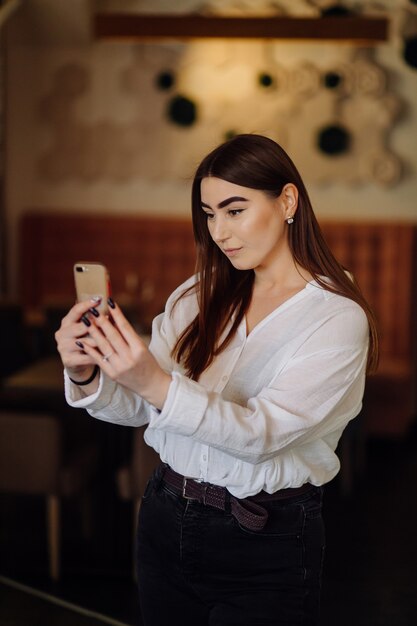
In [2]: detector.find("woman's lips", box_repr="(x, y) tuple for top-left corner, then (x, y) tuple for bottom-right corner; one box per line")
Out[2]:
(223, 247), (242, 257)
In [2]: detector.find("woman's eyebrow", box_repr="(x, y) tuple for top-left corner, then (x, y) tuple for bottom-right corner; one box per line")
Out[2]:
(201, 196), (249, 210)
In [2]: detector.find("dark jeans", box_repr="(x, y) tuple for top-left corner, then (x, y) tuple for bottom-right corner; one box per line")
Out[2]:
(136, 468), (325, 626)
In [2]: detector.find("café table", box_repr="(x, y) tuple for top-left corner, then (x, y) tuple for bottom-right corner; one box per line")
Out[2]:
(0, 355), (65, 408)
(0, 330), (151, 404)
(0, 354), (135, 470)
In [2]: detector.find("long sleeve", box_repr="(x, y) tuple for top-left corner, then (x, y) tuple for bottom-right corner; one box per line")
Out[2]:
(63, 276), (370, 496)
(64, 368), (150, 426)
(63, 279), (191, 425)
(149, 305), (368, 464)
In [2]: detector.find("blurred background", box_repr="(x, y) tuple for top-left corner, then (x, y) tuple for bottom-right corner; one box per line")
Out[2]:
(0, 1), (416, 625)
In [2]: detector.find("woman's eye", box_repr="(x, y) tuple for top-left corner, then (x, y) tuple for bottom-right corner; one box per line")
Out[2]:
(229, 209), (243, 216)
(205, 213), (215, 220)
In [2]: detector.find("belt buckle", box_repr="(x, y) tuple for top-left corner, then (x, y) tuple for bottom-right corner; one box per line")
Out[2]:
(182, 477), (194, 500)
(182, 476), (207, 503)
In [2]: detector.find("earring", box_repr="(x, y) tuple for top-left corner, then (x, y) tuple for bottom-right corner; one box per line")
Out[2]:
(286, 217), (294, 224)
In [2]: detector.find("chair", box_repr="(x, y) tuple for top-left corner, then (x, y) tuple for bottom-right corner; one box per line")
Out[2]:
(0, 411), (98, 580)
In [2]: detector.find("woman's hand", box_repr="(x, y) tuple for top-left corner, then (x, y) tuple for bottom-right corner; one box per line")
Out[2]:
(55, 298), (103, 387)
(73, 300), (171, 410)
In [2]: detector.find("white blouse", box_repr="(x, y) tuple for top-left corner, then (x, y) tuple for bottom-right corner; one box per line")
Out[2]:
(65, 275), (369, 499)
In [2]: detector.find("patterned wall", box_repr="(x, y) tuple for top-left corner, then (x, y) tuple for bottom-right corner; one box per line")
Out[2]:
(37, 41), (403, 188)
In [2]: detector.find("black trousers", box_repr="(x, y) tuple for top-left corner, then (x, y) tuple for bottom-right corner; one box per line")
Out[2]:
(136, 469), (325, 626)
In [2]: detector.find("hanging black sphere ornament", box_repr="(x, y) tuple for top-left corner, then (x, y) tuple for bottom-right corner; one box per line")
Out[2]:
(156, 71), (175, 90)
(167, 95), (197, 127)
(317, 124), (351, 156)
(403, 36), (417, 70)
(224, 129), (238, 141)
(323, 71), (343, 89)
(321, 5), (353, 17)
(258, 72), (274, 88)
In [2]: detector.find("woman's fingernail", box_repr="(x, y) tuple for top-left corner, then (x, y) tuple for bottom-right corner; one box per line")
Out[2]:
(89, 307), (100, 318)
(107, 297), (115, 309)
(81, 315), (91, 327)
(76, 340), (84, 349)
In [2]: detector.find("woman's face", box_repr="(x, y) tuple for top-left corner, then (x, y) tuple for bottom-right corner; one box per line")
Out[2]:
(200, 177), (297, 272)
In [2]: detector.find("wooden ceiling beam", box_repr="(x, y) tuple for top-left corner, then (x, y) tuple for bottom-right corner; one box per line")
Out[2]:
(94, 13), (389, 43)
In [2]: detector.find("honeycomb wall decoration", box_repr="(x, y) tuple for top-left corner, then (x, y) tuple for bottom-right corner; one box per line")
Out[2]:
(37, 43), (403, 187)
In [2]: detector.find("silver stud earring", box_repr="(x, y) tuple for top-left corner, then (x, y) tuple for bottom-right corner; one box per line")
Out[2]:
(286, 217), (294, 224)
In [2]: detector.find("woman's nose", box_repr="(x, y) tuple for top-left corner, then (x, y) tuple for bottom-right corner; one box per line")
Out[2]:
(210, 217), (230, 243)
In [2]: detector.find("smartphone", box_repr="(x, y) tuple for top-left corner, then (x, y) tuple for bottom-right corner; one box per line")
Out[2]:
(73, 262), (111, 315)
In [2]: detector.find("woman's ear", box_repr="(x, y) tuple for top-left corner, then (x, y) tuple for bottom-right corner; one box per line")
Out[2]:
(282, 184), (298, 220)
(281, 183), (298, 219)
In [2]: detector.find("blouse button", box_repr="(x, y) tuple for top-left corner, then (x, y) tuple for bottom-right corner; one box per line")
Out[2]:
(222, 375), (228, 382)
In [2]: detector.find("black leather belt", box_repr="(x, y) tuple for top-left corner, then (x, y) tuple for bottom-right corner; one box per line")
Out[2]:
(161, 465), (313, 532)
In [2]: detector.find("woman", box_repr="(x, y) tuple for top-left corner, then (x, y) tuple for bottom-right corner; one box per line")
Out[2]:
(56, 134), (377, 626)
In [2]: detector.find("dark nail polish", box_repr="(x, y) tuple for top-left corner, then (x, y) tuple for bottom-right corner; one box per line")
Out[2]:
(81, 315), (91, 327)
(89, 307), (99, 318)
(76, 341), (84, 349)
(107, 297), (115, 309)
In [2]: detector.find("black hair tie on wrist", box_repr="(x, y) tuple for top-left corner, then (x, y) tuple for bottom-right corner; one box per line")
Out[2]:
(69, 364), (99, 386)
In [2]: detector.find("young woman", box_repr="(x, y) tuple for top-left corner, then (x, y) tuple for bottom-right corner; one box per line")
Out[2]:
(56, 134), (377, 626)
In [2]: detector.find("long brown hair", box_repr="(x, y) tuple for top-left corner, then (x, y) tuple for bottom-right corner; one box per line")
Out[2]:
(172, 134), (378, 380)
